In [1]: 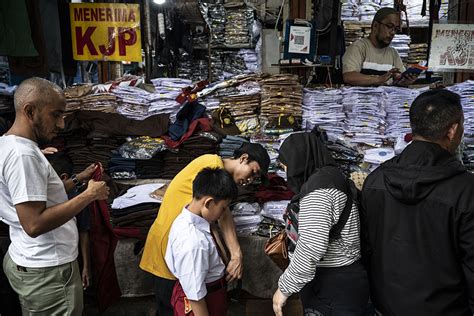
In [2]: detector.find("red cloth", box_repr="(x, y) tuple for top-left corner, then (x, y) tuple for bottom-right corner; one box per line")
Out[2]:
(162, 118), (213, 149)
(89, 168), (122, 312)
(255, 173), (294, 204)
(171, 278), (228, 316)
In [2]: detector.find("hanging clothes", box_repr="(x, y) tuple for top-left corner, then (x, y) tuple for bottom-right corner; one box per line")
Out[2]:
(89, 167), (122, 312)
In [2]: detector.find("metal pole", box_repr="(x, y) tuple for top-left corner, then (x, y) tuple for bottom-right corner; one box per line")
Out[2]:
(143, 0), (153, 83)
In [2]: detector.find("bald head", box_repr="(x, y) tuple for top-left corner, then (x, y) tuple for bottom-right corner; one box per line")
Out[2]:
(14, 77), (64, 112)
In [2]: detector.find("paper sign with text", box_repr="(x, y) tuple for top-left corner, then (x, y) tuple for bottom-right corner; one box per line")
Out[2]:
(429, 24), (474, 72)
(70, 3), (142, 62)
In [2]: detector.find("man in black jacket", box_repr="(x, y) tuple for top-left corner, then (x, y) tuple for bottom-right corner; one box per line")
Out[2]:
(361, 89), (474, 316)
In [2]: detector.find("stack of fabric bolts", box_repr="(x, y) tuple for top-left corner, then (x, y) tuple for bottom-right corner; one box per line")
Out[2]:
(260, 74), (303, 133)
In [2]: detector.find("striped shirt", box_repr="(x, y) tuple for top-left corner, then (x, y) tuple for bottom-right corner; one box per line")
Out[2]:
(278, 188), (361, 295)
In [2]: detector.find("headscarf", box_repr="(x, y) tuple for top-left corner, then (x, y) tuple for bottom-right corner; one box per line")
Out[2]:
(278, 132), (337, 194)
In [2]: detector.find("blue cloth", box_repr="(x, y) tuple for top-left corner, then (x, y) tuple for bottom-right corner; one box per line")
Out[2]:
(168, 101), (207, 141)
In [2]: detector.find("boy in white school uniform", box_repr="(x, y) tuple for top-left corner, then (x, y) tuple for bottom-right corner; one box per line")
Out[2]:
(165, 168), (238, 316)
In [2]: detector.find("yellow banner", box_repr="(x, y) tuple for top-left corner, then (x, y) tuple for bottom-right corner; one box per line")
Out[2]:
(70, 3), (142, 62)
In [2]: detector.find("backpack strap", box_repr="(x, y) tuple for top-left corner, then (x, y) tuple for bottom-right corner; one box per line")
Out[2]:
(328, 179), (355, 241)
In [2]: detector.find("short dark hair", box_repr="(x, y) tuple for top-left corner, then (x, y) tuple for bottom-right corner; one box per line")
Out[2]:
(410, 89), (463, 141)
(232, 142), (270, 177)
(372, 7), (399, 28)
(46, 152), (74, 177)
(193, 168), (238, 202)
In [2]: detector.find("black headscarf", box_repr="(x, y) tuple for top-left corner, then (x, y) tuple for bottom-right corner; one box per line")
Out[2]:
(278, 132), (337, 194)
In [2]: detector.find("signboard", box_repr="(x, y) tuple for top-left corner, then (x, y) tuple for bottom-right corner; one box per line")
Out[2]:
(288, 26), (311, 54)
(70, 3), (142, 62)
(429, 24), (474, 72)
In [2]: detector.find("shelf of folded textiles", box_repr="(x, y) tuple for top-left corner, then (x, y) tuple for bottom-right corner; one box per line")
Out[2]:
(113, 178), (171, 186)
(271, 64), (333, 68)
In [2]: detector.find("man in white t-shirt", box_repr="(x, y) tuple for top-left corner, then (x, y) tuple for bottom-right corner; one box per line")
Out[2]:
(0, 77), (110, 315)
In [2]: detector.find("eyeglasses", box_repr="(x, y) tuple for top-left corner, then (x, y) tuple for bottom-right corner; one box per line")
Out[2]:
(377, 21), (401, 34)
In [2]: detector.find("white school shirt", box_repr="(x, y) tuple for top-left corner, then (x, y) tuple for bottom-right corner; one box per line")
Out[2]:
(165, 208), (225, 301)
(0, 135), (78, 268)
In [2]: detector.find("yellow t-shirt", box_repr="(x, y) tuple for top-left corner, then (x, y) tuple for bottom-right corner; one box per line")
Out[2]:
(139, 154), (224, 280)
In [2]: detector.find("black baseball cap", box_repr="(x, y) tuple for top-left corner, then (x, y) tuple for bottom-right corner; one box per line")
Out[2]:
(234, 142), (270, 182)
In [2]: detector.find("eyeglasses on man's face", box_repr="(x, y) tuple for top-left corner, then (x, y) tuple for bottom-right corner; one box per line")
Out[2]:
(377, 21), (401, 34)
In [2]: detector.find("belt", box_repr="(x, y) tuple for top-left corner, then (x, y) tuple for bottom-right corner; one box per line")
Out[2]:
(206, 277), (226, 294)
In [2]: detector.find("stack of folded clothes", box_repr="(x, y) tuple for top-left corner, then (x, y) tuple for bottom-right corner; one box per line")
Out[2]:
(110, 183), (165, 230)
(149, 78), (190, 122)
(109, 151), (137, 180)
(390, 34), (411, 64)
(407, 43), (428, 65)
(343, 21), (371, 48)
(231, 202), (262, 235)
(218, 93), (260, 134)
(65, 135), (119, 174)
(162, 132), (221, 179)
(260, 74), (303, 133)
(224, 4), (252, 47)
(250, 134), (281, 172)
(64, 85), (118, 114)
(302, 88), (345, 139)
(219, 136), (248, 158)
(113, 86), (151, 120)
(342, 86), (387, 147)
(260, 200), (289, 223)
(136, 155), (165, 179)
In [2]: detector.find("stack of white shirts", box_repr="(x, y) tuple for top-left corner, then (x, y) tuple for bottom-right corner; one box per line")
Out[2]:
(358, 0), (380, 21)
(448, 81), (474, 144)
(384, 86), (421, 140)
(342, 87), (387, 147)
(231, 202), (262, 234)
(112, 86), (150, 120)
(261, 200), (290, 223)
(302, 88), (345, 139)
(149, 78), (191, 122)
(390, 34), (411, 63)
(238, 49), (260, 73)
(341, 0), (360, 21)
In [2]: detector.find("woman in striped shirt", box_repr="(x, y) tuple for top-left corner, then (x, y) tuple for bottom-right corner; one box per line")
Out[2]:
(272, 132), (369, 316)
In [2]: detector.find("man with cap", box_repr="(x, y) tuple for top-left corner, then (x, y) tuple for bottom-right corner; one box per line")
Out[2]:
(140, 143), (270, 316)
(342, 7), (418, 86)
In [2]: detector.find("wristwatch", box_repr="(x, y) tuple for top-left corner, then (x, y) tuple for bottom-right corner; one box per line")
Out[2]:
(71, 174), (84, 190)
